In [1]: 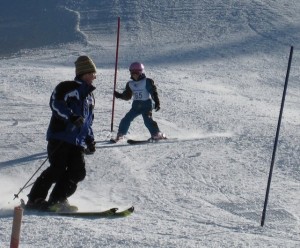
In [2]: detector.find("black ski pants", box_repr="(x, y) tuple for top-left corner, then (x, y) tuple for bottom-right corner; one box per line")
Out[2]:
(28, 139), (86, 203)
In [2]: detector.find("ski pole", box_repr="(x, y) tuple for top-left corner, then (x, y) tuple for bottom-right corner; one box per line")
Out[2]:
(13, 140), (63, 200)
(13, 156), (49, 200)
(261, 46), (293, 227)
(110, 17), (121, 133)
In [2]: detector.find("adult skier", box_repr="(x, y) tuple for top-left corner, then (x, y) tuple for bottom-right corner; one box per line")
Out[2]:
(26, 55), (97, 211)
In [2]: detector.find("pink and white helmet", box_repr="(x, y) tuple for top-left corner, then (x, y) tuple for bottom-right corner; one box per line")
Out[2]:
(129, 62), (144, 75)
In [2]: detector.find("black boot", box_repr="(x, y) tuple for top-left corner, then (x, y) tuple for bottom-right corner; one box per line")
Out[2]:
(26, 198), (50, 211)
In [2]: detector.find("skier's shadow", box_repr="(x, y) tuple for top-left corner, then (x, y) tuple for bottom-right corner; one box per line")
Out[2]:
(0, 152), (47, 169)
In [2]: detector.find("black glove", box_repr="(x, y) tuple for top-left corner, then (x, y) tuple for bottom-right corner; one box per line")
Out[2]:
(85, 141), (96, 155)
(154, 102), (160, 112)
(70, 114), (84, 128)
(114, 91), (122, 99)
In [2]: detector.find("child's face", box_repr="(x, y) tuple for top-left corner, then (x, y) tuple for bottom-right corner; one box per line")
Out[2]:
(131, 72), (140, 80)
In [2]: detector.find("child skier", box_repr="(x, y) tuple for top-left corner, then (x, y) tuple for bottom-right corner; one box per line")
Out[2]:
(113, 62), (165, 142)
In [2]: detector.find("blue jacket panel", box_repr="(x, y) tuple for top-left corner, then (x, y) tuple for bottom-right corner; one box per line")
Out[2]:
(46, 79), (96, 147)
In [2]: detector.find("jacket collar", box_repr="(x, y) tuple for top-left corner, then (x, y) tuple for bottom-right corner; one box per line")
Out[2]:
(74, 78), (96, 93)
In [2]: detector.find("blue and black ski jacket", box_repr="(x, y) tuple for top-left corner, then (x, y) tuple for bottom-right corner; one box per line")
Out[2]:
(46, 78), (95, 147)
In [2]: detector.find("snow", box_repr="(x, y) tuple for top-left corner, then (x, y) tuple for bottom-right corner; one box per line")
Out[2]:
(1, 0), (300, 247)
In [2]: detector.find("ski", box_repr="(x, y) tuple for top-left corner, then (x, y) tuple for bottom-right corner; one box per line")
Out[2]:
(127, 138), (177, 145)
(20, 199), (134, 218)
(21, 206), (134, 218)
(95, 136), (206, 148)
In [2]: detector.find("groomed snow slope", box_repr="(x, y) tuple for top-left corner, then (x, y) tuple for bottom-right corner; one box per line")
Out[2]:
(1, 1), (300, 247)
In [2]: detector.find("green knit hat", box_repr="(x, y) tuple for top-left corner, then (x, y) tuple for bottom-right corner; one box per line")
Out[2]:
(75, 56), (97, 76)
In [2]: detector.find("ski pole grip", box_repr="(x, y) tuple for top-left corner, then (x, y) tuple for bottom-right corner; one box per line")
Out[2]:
(10, 206), (23, 248)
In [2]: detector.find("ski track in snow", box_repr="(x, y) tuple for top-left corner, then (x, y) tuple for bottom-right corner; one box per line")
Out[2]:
(1, 0), (300, 247)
